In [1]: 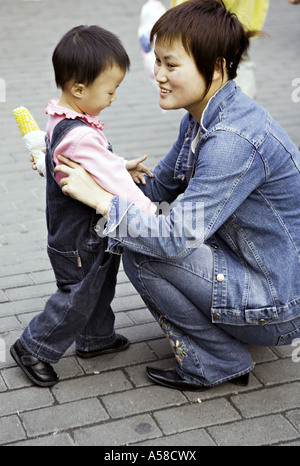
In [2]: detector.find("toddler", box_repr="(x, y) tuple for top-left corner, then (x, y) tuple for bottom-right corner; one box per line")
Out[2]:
(11, 25), (155, 387)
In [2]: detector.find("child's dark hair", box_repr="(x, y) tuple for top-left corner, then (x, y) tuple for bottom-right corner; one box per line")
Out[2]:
(150, 0), (261, 97)
(53, 25), (130, 89)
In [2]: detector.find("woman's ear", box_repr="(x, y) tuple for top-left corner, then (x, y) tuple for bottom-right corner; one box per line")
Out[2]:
(212, 58), (227, 81)
(71, 83), (86, 98)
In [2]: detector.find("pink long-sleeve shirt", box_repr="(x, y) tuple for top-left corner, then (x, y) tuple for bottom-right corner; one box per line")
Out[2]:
(46, 99), (156, 215)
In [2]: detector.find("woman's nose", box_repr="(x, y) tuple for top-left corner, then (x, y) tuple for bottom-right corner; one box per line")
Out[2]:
(155, 65), (167, 83)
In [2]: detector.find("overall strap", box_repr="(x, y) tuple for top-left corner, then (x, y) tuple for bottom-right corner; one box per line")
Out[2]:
(45, 118), (88, 180)
(49, 118), (88, 153)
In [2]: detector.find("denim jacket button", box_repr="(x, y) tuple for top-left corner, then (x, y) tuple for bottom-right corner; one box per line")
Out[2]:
(217, 273), (225, 283)
(258, 319), (267, 326)
(214, 313), (222, 321)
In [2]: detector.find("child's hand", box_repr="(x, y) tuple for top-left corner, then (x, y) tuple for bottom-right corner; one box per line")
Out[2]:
(29, 154), (38, 171)
(126, 155), (154, 185)
(29, 148), (46, 177)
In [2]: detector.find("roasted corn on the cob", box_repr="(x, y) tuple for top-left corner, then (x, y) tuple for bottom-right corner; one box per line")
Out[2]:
(13, 106), (46, 176)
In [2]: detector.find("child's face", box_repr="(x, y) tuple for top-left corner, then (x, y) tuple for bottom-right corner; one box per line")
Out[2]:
(77, 65), (126, 116)
(154, 39), (209, 122)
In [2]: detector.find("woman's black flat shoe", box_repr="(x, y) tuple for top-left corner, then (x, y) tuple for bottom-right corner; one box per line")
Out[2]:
(232, 372), (250, 387)
(146, 367), (249, 391)
(146, 367), (209, 391)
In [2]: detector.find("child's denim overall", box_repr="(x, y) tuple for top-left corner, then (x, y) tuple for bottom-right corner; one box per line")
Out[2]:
(20, 118), (120, 364)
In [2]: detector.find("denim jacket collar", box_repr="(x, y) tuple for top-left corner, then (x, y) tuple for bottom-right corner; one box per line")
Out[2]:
(200, 80), (236, 133)
(174, 81), (237, 183)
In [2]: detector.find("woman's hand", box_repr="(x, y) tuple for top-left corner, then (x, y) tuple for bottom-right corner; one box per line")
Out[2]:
(126, 155), (154, 185)
(54, 155), (114, 216)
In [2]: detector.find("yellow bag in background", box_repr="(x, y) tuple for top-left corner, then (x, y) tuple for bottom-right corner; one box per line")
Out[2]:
(170, 0), (269, 30)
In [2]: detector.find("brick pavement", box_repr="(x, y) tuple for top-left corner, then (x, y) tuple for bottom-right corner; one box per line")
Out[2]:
(0, 0), (300, 447)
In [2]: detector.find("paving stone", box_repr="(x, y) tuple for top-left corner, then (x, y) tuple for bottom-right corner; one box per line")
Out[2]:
(153, 399), (241, 435)
(127, 308), (157, 325)
(51, 371), (132, 403)
(0, 315), (23, 333)
(29, 269), (55, 285)
(54, 356), (85, 381)
(0, 415), (26, 445)
(0, 273), (34, 290)
(0, 297), (45, 318)
(4, 282), (56, 301)
(247, 345), (279, 363)
(286, 409), (300, 434)
(230, 382), (300, 418)
(102, 385), (186, 418)
(253, 358), (300, 385)
(0, 290), (9, 303)
(147, 338), (174, 359)
(133, 428), (216, 446)
(74, 414), (162, 446)
(208, 414), (299, 446)
(112, 294), (146, 312)
(0, 387), (54, 417)
(21, 399), (108, 437)
(13, 433), (75, 446)
(120, 321), (164, 343)
(77, 342), (157, 374)
(114, 311), (134, 328)
(0, 373), (7, 392)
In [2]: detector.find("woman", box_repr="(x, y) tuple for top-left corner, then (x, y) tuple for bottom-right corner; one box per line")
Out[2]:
(55, 0), (300, 391)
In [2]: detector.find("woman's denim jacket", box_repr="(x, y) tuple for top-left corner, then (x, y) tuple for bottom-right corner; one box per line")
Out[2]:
(105, 81), (300, 326)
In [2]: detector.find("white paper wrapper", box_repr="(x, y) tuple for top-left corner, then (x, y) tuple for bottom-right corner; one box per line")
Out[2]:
(23, 130), (46, 177)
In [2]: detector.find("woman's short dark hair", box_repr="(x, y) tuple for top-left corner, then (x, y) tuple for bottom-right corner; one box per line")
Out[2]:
(53, 25), (130, 89)
(150, 0), (261, 97)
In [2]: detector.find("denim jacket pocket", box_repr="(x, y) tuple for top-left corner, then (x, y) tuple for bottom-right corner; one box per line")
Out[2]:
(47, 245), (85, 287)
(244, 306), (278, 325)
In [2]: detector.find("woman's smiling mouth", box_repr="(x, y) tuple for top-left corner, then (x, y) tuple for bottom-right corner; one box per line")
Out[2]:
(159, 87), (172, 96)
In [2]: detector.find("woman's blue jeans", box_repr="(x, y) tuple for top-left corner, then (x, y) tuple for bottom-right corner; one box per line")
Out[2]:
(123, 245), (300, 387)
